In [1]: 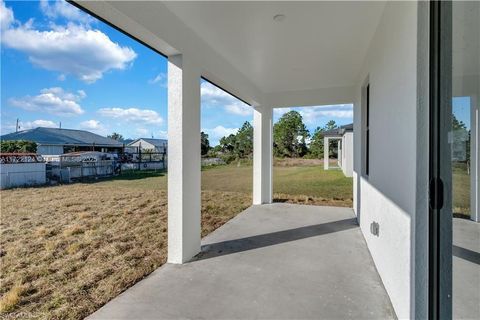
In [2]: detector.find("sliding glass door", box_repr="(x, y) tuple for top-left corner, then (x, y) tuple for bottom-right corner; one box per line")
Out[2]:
(430, 1), (479, 319)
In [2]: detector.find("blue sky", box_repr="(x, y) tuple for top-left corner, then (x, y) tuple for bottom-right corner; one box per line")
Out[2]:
(0, 0), (355, 146)
(453, 97), (471, 129)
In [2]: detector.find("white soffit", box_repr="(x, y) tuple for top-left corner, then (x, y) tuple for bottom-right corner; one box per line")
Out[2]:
(164, 1), (386, 93)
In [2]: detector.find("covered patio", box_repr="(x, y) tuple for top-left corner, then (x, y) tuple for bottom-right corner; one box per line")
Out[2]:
(71, 1), (479, 318)
(88, 204), (395, 319)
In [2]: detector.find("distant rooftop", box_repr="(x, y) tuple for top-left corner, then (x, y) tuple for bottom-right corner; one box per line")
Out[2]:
(128, 138), (168, 148)
(0, 127), (123, 147)
(322, 123), (353, 137)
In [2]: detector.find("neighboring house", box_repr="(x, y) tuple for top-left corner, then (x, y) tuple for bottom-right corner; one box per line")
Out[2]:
(0, 127), (124, 156)
(322, 123), (353, 177)
(127, 138), (168, 153)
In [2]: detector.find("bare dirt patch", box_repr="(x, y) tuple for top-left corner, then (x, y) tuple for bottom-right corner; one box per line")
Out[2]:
(273, 193), (352, 207)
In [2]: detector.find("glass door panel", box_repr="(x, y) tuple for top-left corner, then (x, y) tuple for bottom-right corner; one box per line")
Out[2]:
(451, 2), (479, 319)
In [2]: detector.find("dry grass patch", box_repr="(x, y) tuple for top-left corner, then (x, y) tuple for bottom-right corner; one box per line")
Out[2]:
(0, 283), (26, 313)
(1, 184), (250, 319)
(273, 158), (324, 167)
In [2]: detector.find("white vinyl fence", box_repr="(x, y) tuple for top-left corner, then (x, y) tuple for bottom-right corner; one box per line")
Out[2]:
(0, 163), (46, 189)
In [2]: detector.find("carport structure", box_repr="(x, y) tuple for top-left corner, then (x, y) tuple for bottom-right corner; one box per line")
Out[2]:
(72, 1), (479, 319)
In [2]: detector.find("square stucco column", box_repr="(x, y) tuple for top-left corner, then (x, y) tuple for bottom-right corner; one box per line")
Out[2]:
(471, 97), (479, 222)
(324, 137), (330, 170)
(167, 54), (201, 263)
(253, 106), (273, 205)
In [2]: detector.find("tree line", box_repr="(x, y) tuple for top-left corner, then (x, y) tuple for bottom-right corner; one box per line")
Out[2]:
(202, 110), (340, 163)
(0, 140), (37, 153)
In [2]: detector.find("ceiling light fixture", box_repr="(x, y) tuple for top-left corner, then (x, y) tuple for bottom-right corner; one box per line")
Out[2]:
(273, 14), (286, 22)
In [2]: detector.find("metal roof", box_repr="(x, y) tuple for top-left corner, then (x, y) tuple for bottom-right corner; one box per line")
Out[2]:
(321, 123), (353, 137)
(0, 127), (123, 147)
(128, 138), (168, 147)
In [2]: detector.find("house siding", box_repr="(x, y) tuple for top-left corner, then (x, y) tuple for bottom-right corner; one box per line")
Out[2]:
(38, 145), (64, 156)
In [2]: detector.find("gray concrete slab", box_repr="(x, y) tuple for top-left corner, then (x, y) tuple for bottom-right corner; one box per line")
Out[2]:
(453, 218), (480, 319)
(88, 204), (396, 319)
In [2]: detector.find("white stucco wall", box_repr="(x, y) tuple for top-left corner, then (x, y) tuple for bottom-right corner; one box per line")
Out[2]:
(353, 2), (420, 318)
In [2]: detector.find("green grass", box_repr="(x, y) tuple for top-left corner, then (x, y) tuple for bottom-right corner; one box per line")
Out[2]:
(98, 161), (353, 201)
(273, 166), (352, 199)
(452, 162), (471, 217)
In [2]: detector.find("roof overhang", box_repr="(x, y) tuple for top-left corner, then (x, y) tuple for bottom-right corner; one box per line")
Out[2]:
(73, 1), (387, 107)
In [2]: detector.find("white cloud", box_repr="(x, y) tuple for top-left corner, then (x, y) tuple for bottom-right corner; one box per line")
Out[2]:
(201, 81), (233, 103)
(39, 0), (92, 24)
(201, 81), (252, 116)
(273, 105), (353, 124)
(0, 0), (14, 30)
(98, 107), (163, 125)
(203, 125), (238, 144)
(20, 119), (57, 130)
(224, 103), (253, 116)
(149, 72), (167, 86)
(299, 105), (353, 124)
(274, 107), (293, 118)
(80, 119), (102, 130)
(79, 119), (108, 135)
(0, 119), (57, 134)
(1, 1), (137, 83)
(9, 87), (85, 116)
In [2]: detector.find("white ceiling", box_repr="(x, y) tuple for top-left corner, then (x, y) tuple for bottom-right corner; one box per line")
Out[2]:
(164, 1), (386, 93)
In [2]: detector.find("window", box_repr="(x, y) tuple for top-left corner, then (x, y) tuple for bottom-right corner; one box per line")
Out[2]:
(362, 82), (370, 177)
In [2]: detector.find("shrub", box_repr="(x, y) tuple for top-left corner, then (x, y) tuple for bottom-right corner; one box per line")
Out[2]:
(220, 153), (236, 164)
(0, 140), (37, 153)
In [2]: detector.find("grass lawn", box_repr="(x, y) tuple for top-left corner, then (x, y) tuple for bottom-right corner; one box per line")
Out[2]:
(0, 160), (352, 319)
(452, 162), (471, 218)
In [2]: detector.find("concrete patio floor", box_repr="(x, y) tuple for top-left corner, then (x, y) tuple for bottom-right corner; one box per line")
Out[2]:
(453, 217), (480, 319)
(88, 203), (396, 319)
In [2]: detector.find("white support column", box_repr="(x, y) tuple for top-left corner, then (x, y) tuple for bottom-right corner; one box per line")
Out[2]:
(471, 96), (479, 222)
(253, 106), (273, 205)
(167, 54), (201, 263)
(324, 137), (330, 170)
(338, 140), (343, 168)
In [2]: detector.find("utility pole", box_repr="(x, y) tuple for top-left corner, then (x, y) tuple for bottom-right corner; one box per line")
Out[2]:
(15, 118), (19, 132)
